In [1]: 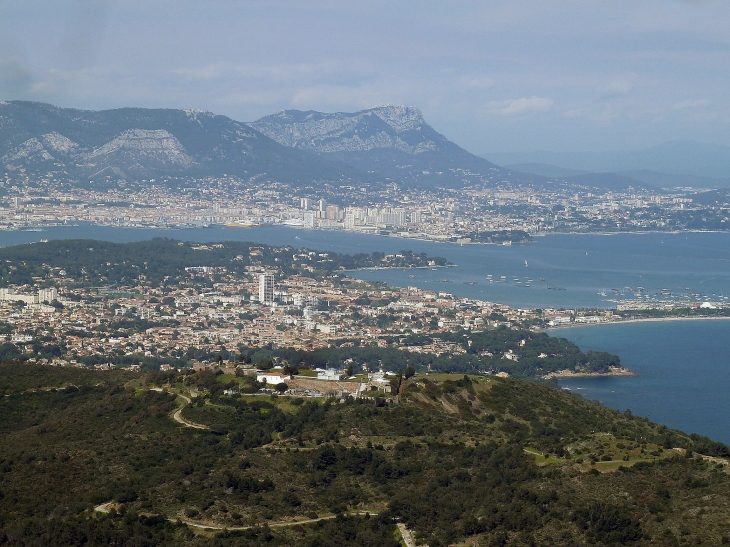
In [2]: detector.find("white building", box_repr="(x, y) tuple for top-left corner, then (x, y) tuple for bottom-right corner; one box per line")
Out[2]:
(39, 287), (58, 303)
(258, 273), (275, 305)
(317, 368), (344, 381)
(256, 372), (291, 385)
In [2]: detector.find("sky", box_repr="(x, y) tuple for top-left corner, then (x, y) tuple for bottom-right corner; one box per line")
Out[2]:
(0, 0), (728, 154)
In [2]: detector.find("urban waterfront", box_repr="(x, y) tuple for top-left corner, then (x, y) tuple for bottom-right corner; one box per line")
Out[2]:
(2, 224), (728, 309)
(1, 224), (729, 440)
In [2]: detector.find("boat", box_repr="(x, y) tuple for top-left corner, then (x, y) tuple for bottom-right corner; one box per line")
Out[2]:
(525, 260), (528, 266)
(225, 221), (260, 227)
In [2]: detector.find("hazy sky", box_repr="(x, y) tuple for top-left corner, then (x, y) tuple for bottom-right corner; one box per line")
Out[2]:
(1, 0), (728, 153)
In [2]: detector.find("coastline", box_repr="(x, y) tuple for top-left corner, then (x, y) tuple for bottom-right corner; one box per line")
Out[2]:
(544, 367), (636, 380)
(547, 315), (730, 332)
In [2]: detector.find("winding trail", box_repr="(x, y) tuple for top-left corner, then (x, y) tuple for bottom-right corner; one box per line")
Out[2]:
(173, 511), (377, 531)
(94, 501), (378, 532)
(170, 393), (209, 430)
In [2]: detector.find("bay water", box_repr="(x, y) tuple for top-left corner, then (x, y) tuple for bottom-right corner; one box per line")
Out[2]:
(556, 321), (730, 444)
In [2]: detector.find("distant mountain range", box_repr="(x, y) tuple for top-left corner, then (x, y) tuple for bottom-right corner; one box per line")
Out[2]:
(0, 101), (517, 190)
(1, 101), (727, 192)
(0, 101), (362, 186)
(490, 141), (730, 188)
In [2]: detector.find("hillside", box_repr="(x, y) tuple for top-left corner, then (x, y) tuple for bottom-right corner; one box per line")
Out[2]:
(1, 363), (729, 546)
(0, 101), (533, 191)
(250, 106), (530, 189)
(0, 101), (367, 187)
(562, 172), (659, 193)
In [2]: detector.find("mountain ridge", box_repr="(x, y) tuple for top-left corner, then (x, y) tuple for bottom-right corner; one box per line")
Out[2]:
(0, 100), (366, 186)
(249, 105), (523, 189)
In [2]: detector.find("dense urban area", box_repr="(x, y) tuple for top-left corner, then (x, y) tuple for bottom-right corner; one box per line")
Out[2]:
(0, 238), (725, 393)
(1, 173), (729, 238)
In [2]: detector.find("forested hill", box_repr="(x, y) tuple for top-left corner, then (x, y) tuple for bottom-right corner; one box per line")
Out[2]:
(0, 238), (448, 287)
(1, 363), (730, 545)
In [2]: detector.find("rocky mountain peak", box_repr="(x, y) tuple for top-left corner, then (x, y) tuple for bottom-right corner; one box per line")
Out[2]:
(249, 105), (435, 154)
(368, 105), (425, 132)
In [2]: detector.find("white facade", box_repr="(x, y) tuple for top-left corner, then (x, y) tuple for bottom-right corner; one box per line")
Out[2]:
(256, 373), (291, 385)
(258, 273), (275, 305)
(317, 369), (344, 381)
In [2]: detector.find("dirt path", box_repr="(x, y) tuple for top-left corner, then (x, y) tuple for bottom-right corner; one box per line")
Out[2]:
(173, 511), (377, 531)
(94, 502), (113, 513)
(171, 393), (209, 430)
(397, 522), (418, 546)
(673, 447), (730, 466)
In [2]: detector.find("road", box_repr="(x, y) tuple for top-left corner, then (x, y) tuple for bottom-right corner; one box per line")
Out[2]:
(94, 501), (402, 539)
(397, 522), (417, 546)
(173, 511), (377, 531)
(170, 393), (209, 430)
(95, 502), (378, 532)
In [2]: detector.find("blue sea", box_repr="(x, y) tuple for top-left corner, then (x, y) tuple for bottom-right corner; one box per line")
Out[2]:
(556, 321), (730, 444)
(1, 225), (729, 441)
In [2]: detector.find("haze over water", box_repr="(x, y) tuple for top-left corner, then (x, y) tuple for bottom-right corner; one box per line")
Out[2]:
(1, 224), (729, 441)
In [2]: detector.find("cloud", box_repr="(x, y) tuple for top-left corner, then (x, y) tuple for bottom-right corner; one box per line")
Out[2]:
(0, 57), (33, 98)
(484, 96), (554, 116)
(671, 99), (710, 110)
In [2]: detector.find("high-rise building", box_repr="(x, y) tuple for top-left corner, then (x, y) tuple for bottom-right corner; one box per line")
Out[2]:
(344, 213), (356, 230)
(258, 273), (275, 305)
(39, 287), (57, 303)
(303, 211), (316, 228)
(300, 197), (310, 210)
(326, 204), (339, 220)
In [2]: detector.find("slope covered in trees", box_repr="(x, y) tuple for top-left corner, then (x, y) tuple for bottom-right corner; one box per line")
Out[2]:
(0, 238), (447, 288)
(1, 363), (729, 546)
